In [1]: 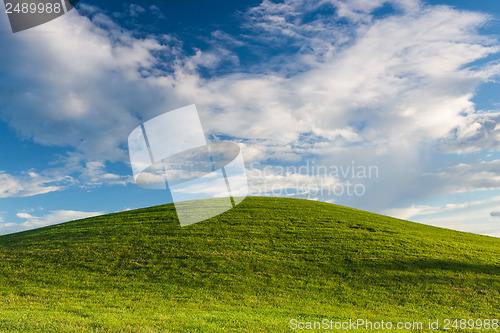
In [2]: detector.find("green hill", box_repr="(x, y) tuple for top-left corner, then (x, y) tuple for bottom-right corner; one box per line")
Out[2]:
(0, 197), (498, 332)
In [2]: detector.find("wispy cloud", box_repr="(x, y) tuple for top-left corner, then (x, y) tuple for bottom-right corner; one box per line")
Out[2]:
(0, 210), (103, 235)
(15, 210), (103, 228)
(0, 171), (71, 198)
(386, 194), (500, 237)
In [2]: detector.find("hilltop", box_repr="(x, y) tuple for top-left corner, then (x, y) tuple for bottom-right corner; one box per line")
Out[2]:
(0, 197), (498, 332)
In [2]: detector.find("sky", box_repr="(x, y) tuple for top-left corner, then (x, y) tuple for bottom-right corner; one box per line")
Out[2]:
(0, 0), (500, 237)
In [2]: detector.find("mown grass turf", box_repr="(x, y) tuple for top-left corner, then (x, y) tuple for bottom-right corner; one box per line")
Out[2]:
(0, 197), (498, 332)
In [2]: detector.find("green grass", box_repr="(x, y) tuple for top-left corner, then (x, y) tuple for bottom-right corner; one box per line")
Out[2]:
(0, 196), (498, 332)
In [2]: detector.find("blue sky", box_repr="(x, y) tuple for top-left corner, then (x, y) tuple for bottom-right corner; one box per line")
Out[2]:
(1, 0), (500, 237)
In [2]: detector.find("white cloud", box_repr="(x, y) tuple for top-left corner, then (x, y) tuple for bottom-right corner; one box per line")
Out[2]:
(419, 160), (500, 196)
(386, 194), (500, 237)
(0, 210), (103, 235)
(80, 161), (132, 186)
(16, 212), (34, 219)
(331, 0), (421, 21)
(246, 165), (343, 197)
(0, 171), (70, 198)
(0, 9), (170, 164)
(440, 112), (500, 153)
(17, 210), (102, 228)
(0, 161), (129, 198)
(0, 223), (18, 235)
(386, 200), (477, 220)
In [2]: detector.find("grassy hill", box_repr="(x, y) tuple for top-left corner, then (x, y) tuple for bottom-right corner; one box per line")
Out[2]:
(0, 197), (498, 332)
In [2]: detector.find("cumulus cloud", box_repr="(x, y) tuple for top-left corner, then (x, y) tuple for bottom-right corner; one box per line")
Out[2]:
(440, 112), (500, 154)
(0, 8), (171, 163)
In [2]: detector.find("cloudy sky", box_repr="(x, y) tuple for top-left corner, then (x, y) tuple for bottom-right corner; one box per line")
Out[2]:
(0, 0), (500, 237)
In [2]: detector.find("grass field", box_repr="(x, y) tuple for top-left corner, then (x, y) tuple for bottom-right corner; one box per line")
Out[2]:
(0, 196), (498, 332)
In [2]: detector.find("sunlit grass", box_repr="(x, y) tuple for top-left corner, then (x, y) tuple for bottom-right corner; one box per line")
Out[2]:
(0, 197), (498, 332)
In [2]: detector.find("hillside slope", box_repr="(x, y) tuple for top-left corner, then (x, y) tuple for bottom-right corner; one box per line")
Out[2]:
(0, 197), (498, 332)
